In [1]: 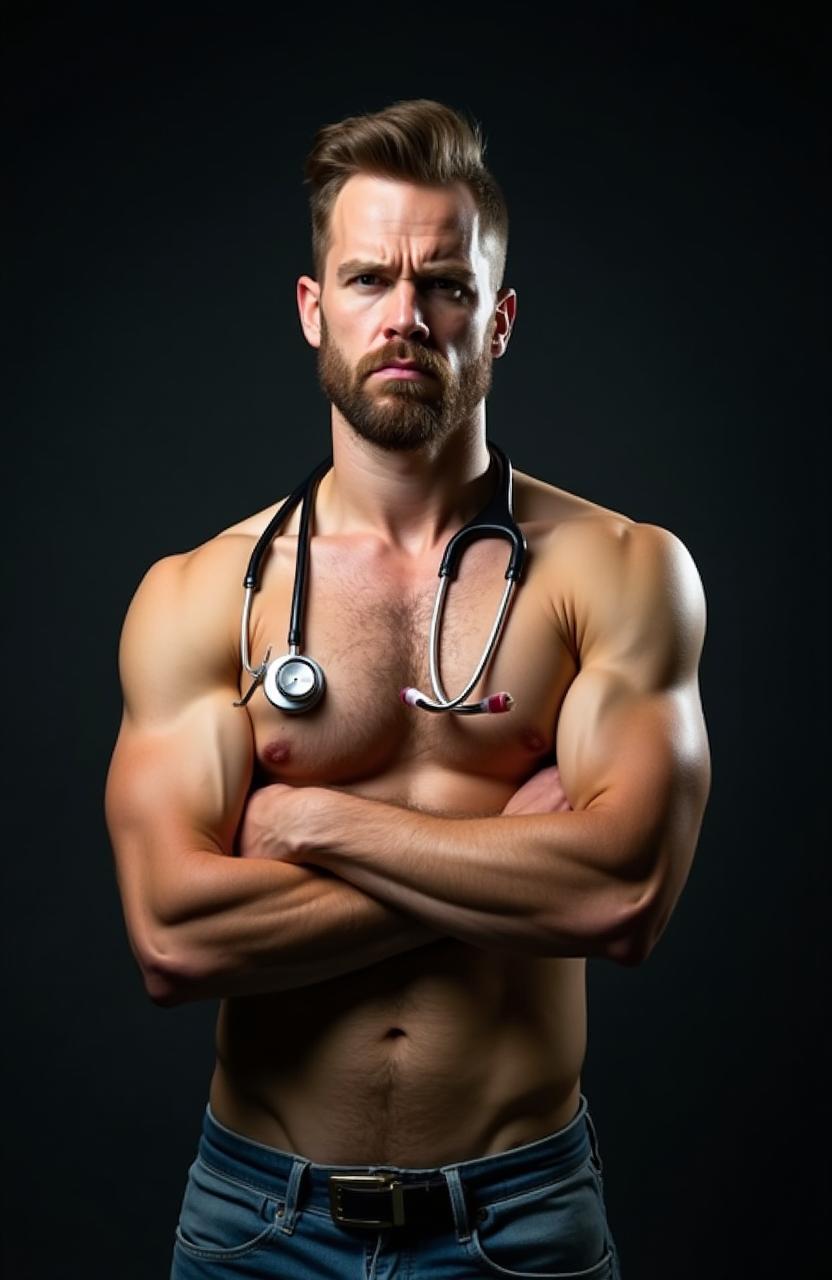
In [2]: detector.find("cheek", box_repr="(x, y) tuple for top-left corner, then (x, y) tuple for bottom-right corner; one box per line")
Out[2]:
(446, 316), (491, 364)
(441, 338), (472, 377)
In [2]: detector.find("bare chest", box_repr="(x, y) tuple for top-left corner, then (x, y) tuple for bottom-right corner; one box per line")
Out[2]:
(240, 525), (577, 805)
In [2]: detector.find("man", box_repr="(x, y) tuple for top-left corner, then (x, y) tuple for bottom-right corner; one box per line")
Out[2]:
(105, 98), (710, 1279)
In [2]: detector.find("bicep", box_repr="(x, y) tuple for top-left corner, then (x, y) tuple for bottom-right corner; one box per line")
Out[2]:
(556, 667), (709, 882)
(105, 692), (255, 965)
(104, 552), (255, 964)
(554, 523), (711, 904)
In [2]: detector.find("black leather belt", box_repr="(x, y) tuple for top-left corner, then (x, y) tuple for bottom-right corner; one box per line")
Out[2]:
(328, 1172), (460, 1231)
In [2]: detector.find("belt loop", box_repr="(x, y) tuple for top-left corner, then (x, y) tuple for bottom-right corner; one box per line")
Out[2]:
(278, 1155), (310, 1234)
(584, 1105), (604, 1175)
(440, 1166), (473, 1243)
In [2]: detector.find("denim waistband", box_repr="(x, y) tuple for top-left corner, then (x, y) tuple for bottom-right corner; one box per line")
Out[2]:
(197, 1093), (601, 1217)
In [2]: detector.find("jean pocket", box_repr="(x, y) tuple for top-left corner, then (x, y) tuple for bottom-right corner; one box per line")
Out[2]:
(467, 1155), (613, 1278)
(174, 1156), (282, 1261)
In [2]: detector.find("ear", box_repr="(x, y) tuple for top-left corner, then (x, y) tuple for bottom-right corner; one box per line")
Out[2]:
(297, 275), (322, 348)
(490, 287), (517, 358)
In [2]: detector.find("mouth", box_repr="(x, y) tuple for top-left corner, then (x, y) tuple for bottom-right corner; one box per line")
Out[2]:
(370, 366), (434, 380)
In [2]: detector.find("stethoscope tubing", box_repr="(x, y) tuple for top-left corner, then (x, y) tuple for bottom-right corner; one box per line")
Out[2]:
(234, 439), (526, 714)
(418, 573), (520, 711)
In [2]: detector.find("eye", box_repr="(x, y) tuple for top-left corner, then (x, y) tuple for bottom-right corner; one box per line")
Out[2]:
(426, 278), (469, 299)
(350, 273), (470, 300)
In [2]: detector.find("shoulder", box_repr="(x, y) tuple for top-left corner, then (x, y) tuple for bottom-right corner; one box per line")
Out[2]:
(551, 518), (707, 681)
(512, 468), (634, 529)
(119, 485), (299, 675)
(514, 455), (704, 593)
(118, 531), (258, 718)
(126, 530), (254, 630)
(214, 497), (295, 540)
(551, 514), (700, 574)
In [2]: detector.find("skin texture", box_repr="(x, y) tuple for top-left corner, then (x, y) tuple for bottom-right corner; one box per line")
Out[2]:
(105, 174), (711, 1165)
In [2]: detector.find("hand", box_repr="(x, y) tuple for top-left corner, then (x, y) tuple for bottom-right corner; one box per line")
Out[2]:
(500, 763), (573, 817)
(237, 782), (307, 860)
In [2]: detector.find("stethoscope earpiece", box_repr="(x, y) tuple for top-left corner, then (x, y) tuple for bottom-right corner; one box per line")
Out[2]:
(234, 440), (526, 716)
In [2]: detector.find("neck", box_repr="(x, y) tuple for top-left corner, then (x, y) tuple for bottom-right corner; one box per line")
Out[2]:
(316, 418), (494, 559)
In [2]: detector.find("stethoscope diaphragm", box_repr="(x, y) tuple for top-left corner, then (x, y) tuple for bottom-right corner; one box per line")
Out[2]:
(262, 653), (326, 713)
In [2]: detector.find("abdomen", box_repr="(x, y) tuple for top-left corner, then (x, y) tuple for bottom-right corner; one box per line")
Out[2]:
(211, 941), (587, 1164)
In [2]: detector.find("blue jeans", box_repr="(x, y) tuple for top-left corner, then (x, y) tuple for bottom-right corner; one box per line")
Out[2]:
(170, 1093), (623, 1278)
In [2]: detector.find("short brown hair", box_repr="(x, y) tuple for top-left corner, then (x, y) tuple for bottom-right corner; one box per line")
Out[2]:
(302, 98), (509, 294)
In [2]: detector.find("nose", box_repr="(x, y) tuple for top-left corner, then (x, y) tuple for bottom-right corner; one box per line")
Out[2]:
(381, 279), (430, 344)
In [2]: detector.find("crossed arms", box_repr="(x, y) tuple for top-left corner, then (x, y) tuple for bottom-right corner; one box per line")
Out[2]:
(104, 520), (711, 1006)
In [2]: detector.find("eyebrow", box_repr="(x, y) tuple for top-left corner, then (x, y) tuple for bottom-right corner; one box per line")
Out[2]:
(335, 258), (477, 285)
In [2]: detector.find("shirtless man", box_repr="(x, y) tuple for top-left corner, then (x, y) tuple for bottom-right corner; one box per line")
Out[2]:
(105, 99), (710, 1279)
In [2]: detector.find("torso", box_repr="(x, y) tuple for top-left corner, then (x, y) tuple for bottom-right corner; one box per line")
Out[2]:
(206, 465), (634, 1165)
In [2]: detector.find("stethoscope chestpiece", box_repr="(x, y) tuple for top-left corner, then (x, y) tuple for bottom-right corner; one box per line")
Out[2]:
(263, 652), (327, 714)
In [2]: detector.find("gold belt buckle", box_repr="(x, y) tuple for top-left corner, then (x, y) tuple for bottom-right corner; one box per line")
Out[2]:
(329, 1173), (406, 1227)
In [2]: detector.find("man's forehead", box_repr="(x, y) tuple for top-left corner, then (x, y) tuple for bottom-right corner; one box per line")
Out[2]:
(328, 173), (481, 261)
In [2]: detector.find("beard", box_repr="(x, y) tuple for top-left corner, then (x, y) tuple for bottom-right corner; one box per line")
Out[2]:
(315, 311), (495, 453)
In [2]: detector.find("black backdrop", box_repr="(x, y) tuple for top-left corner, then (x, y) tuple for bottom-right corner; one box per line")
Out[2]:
(5, 6), (828, 1278)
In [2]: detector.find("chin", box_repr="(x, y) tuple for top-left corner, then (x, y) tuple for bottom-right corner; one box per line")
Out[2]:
(348, 413), (447, 453)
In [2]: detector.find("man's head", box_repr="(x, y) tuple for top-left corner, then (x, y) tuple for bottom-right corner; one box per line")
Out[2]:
(296, 99), (516, 453)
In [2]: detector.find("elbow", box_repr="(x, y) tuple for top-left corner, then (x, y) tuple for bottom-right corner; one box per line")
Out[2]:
(606, 930), (654, 967)
(138, 927), (195, 1007)
(120, 892), (203, 1005)
(602, 885), (661, 967)
(600, 827), (682, 966)
(608, 842), (690, 965)
(143, 958), (185, 1006)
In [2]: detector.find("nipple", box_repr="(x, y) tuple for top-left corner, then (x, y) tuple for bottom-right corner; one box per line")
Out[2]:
(263, 739), (292, 766)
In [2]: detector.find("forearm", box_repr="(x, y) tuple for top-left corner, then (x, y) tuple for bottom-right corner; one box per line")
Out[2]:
(146, 853), (442, 1005)
(297, 792), (644, 960)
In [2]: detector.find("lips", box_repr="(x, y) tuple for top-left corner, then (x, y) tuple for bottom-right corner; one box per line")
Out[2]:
(371, 363), (434, 377)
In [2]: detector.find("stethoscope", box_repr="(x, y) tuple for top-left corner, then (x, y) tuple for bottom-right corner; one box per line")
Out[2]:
(233, 438), (527, 715)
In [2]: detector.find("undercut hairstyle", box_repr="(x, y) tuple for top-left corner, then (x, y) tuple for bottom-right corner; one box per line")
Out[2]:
(302, 98), (509, 295)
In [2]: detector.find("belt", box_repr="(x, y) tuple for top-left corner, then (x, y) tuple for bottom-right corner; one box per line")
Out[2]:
(328, 1172), (461, 1231)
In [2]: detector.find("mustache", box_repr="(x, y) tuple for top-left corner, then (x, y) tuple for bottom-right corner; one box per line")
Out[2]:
(363, 346), (441, 377)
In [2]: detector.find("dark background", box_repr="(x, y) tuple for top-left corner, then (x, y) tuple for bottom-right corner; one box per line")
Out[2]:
(5, 5), (828, 1277)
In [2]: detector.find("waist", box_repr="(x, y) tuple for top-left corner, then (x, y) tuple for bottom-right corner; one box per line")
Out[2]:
(196, 1090), (600, 1216)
